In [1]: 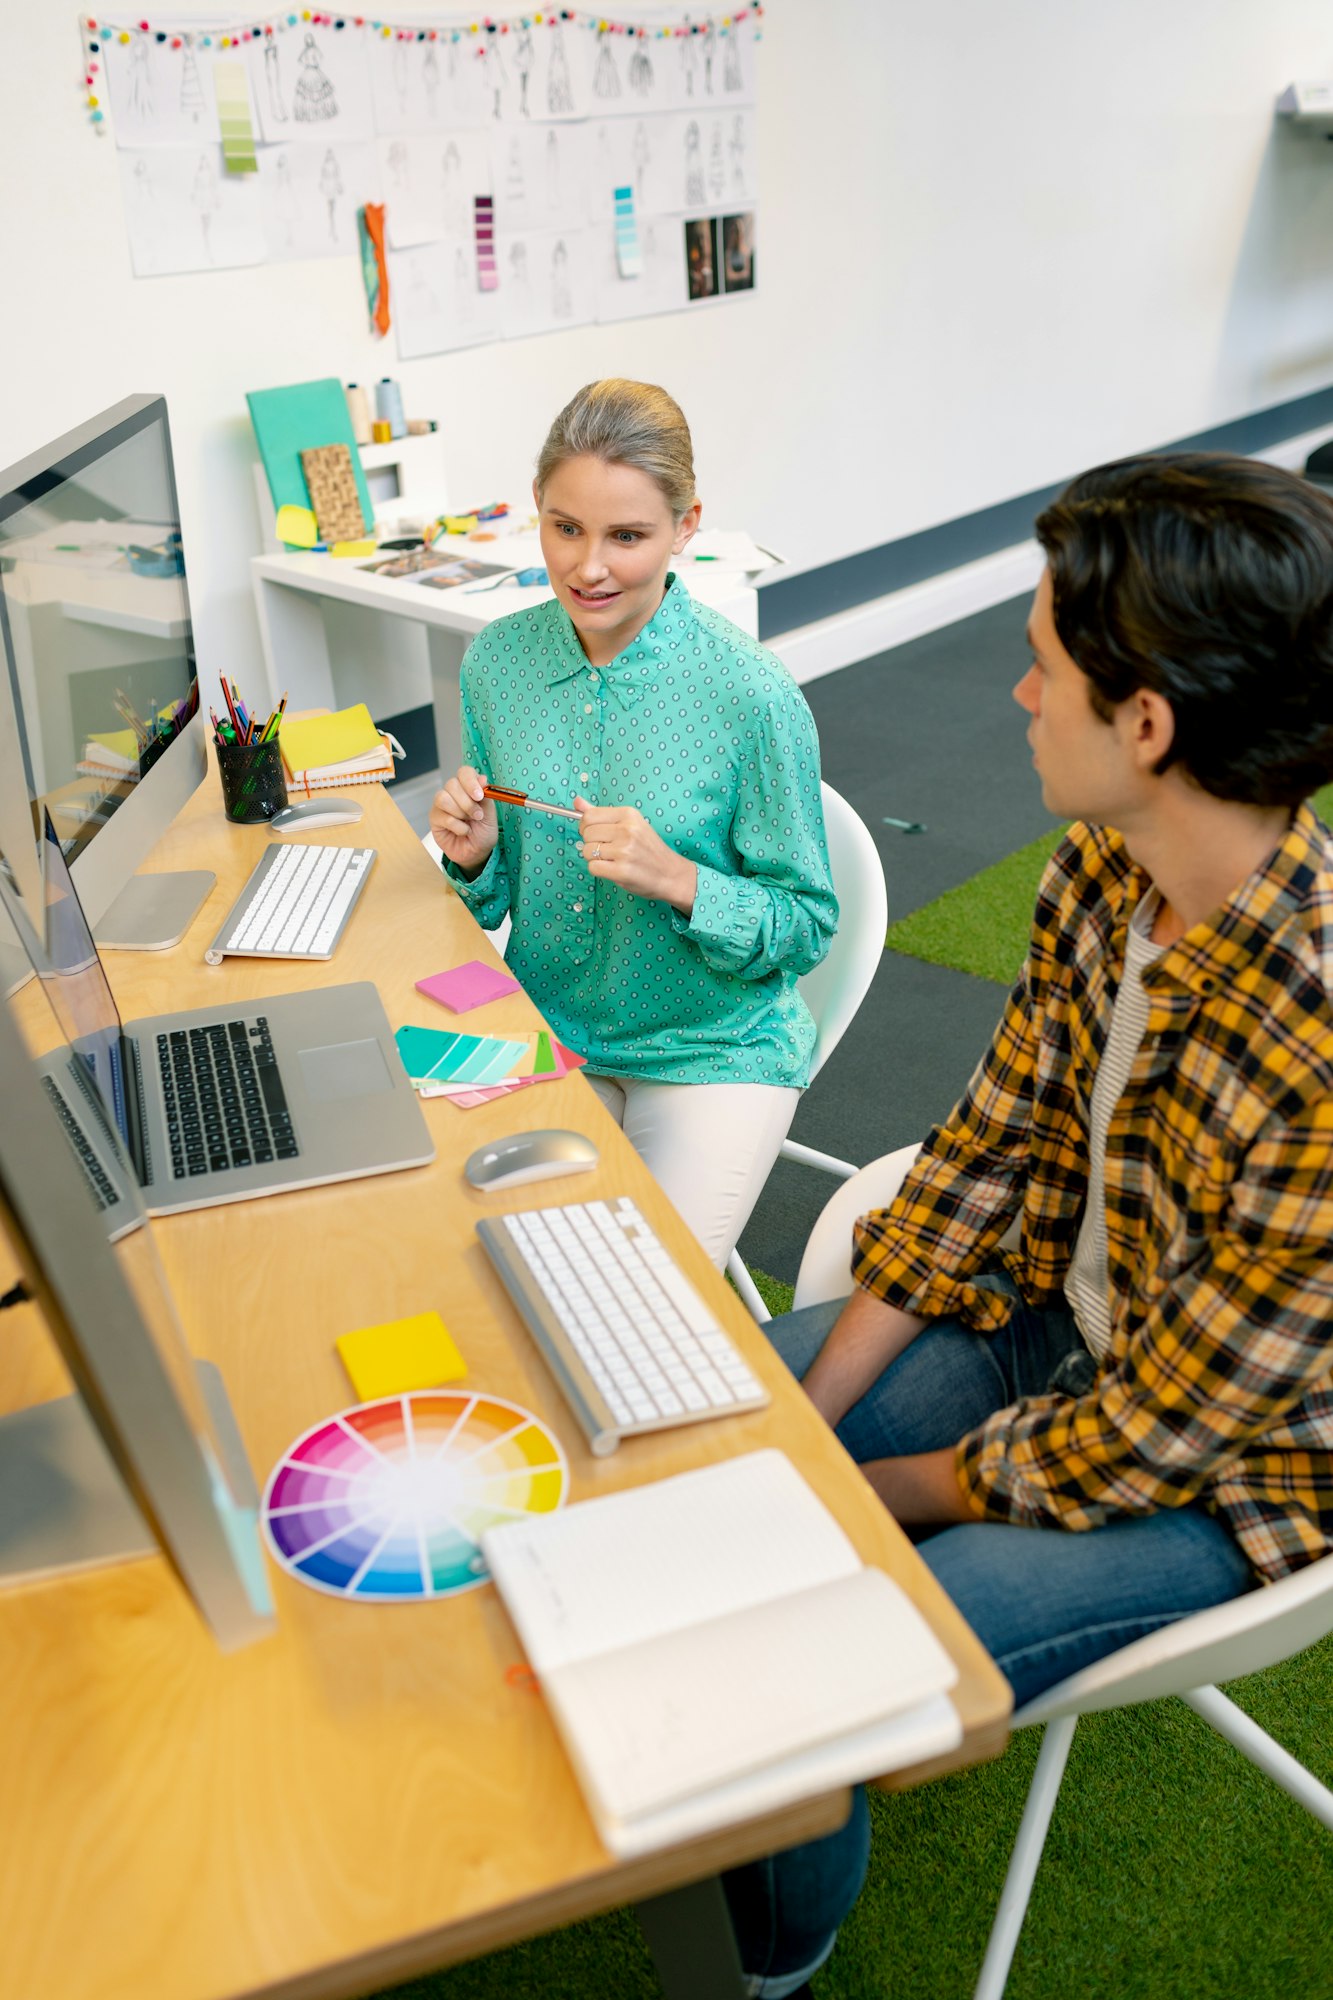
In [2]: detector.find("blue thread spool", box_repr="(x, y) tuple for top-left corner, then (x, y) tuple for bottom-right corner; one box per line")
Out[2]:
(375, 377), (407, 441)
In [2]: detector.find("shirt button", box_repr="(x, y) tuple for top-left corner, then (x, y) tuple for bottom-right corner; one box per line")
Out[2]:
(584, 703), (593, 714)
(573, 901), (584, 913)
(580, 771), (589, 783)
(589, 672), (600, 686)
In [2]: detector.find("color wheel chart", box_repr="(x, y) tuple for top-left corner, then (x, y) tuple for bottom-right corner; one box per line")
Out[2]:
(262, 1392), (567, 1602)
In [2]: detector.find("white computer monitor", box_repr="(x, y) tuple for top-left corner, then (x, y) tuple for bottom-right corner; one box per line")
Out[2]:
(0, 895), (274, 1653)
(0, 394), (214, 961)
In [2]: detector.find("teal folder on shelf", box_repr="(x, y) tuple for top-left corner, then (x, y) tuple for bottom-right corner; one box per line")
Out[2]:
(245, 377), (374, 525)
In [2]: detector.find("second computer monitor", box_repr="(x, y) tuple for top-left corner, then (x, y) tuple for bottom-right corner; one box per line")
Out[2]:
(0, 393), (213, 952)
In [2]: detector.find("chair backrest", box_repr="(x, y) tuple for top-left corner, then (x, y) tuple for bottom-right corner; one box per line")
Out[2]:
(799, 784), (888, 1082)
(1017, 1549), (1333, 1725)
(793, 1144), (922, 1309)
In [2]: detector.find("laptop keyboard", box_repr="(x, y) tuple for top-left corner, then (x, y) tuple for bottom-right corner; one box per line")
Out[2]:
(157, 1016), (299, 1180)
(41, 1074), (121, 1212)
(204, 844), (374, 964)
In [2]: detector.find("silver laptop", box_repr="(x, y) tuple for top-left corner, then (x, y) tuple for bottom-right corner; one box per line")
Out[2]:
(19, 814), (434, 1218)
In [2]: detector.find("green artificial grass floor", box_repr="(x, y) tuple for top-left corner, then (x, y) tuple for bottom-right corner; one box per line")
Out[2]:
(368, 796), (1333, 2000)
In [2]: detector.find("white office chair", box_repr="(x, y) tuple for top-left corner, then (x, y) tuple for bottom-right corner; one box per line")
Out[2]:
(790, 1148), (1333, 2000)
(726, 783), (889, 1321)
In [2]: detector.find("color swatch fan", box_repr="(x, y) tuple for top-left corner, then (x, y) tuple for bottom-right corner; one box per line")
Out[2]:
(263, 1391), (567, 1601)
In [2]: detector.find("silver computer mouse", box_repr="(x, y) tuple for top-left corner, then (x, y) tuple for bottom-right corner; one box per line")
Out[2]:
(464, 1129), (599, 1192)
(269, 797), (365, 831)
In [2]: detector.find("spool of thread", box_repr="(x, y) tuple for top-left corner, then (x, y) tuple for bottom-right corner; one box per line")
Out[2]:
(344, 382), (372, 445)
(370, 419), (393, 444)
(376, 377), (407, 440)
(406, 417), (434, 437)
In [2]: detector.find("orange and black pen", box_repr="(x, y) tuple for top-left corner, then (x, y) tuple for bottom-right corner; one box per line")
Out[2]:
(482, 782), (581, 821)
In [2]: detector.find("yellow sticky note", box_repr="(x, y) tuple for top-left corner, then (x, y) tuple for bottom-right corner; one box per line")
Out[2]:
(330, 538), (378, 558)
(276, 503), (319, 548)
(443, 514), (479, 534)
(335, 1311), (467, 1400)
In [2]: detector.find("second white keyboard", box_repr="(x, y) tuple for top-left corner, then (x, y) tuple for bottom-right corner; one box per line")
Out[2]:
(477, 1195), (770, 1455)
(204, 843), (375, 964)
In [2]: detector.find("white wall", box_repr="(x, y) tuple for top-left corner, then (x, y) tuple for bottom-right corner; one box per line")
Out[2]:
(4, 0), (1333, 699)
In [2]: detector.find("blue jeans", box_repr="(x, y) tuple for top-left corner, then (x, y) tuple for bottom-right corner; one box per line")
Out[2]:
(720, 1285), (1256, 1992)
(766, 1284), (1256, 1708)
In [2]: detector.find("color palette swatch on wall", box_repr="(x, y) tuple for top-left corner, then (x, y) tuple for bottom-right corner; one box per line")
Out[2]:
(613, 185), (641, 278)
(213, 60), (257, 175)
(262, 1391), (568, 1601)
(474, 194), (497, 292)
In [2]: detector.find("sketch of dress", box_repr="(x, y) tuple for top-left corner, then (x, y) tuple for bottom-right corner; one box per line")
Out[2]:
(441, 140), (463, 232)
(128, 38), (153, 122)
(728, 115), (746, 195)
(628, 37), (653, 97)
(504, 140), (525, 207)
(545, 129), (561, 211)
(547, 30), (573, 115)
(191, 151), (220, 262)
(633, 122), (651, 200)
(181, 47), (206, 122)
(593, 34), (621, 100)
(319, 149), (343, 241)
(723, 28), (742, 92)
(131, 154), (153, 213)
(274, 154), (298, 247)
(707, 122), (725, 201)
(514, 27), (534, 117)
(486, 38), (508, 120)
(509, 242), (529, 288)
(551, 240), (572, 319)
(262, 42), (287, 123)
(683, 121), (704, 205)
(293, 34), (337, 123)
(702, 24), (717, 94)
(392, 41), (410, 114)
(422, 44), (440, 119)
(679, 32), (698, 98)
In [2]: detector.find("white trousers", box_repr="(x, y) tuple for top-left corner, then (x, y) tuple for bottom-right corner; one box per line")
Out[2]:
(584, 1073), (801, 1270)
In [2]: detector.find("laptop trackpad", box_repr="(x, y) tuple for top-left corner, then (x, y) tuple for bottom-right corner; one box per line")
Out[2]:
(298, 1038), (393, 1100)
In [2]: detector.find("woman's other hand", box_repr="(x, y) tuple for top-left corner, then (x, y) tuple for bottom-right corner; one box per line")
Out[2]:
(430, 765), (499, 876)
(575, 796), (697, 915)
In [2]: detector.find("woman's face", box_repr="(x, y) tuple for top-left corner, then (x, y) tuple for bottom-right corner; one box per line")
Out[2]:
(536, 454), (700, 666)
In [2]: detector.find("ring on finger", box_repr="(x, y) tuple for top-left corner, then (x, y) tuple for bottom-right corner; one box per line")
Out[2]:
(590, 841), (601, 861)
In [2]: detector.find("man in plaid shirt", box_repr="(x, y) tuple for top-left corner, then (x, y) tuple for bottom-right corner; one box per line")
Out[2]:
(722, 454), (1333, 2000)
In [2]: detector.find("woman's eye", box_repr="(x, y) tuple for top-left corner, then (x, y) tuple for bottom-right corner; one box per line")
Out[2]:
(557, 522), (578, 536)
(615, 531), (640, 544)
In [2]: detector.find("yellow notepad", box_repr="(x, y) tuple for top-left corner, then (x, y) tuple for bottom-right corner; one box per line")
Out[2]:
(335, 1311), (467, 1400)
(280, 702), (383, 777)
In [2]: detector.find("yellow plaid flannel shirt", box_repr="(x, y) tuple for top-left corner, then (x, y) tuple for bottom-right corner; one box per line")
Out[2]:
(854, 807), (1333, 1581)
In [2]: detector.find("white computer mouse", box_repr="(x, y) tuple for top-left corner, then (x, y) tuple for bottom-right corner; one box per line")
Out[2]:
(269, 797), (365, 831)
(464, 1129), (599, 1192)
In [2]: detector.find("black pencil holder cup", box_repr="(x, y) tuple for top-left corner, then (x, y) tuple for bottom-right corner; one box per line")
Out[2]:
(218, 738), (288, 823)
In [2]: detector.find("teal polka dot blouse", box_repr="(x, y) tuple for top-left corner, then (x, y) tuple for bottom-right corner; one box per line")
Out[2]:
(441, 574), (839, 1087)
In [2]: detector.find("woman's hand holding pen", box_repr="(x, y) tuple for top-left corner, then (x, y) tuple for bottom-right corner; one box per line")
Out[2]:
(575, 797), (697, 916)
(430, 765), (499, 876)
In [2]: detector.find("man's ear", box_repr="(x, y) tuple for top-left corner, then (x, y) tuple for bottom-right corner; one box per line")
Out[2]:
(1131, 687), (1177, 769)
(672, 499), (702, 555)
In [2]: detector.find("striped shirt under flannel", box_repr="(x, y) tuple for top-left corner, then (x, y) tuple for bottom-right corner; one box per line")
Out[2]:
(854, 807), (1333, 1582)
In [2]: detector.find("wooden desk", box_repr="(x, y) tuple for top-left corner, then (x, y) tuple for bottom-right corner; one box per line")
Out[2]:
(0, 769), (1010, 2000)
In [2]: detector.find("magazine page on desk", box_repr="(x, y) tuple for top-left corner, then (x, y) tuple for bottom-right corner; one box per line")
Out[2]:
(481, 1451), (960, 1857)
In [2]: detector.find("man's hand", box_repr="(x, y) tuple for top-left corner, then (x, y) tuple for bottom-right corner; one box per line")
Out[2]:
(801, 1287), (929, 1431)
(574, 796), (697, 914)
(863, 1448), (983, 1527)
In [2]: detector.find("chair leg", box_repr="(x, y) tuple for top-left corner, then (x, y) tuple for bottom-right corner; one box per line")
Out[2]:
(726, 1249), (771, 1323)
(1184, 1685), (1333, 1829)
(779, 1139), (861, 1179)
(973, 1714), (1077, 2000)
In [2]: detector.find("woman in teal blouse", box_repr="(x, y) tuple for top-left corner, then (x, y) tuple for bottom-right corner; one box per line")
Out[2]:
(430, 378), (837, 1266)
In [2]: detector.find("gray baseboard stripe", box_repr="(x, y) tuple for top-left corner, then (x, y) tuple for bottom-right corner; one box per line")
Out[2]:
(755, 381), (1333, 642)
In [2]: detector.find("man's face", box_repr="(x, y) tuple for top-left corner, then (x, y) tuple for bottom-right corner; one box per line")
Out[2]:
(1013, 568), (1135, 825)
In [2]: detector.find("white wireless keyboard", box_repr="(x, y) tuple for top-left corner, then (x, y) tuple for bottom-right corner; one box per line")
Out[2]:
(205, 843), (375, 964)
(477, 1195), (770, 1456)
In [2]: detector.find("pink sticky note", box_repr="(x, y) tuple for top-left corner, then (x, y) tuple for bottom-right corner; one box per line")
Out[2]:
(416, 960), (521, 1013)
